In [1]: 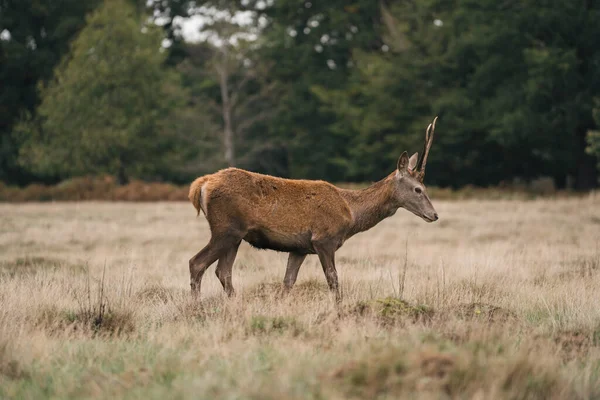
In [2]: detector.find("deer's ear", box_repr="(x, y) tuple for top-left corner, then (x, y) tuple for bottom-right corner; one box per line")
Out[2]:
(408, 152), (419, 172)
(397, 151), (410, 175)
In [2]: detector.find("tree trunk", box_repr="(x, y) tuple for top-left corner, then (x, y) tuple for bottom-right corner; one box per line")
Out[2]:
(553, 173), (567, 190)
(574, 126), (598, 190)
(117, 164), (128, 185)
(223, 122), (235, 167)
(218, 55), (235, 167)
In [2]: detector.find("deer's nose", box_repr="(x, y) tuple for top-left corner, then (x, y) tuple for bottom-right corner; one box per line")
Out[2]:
(433, 213), (438, 221)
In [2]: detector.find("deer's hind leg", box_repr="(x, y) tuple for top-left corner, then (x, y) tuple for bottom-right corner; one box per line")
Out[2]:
(189, 233), (242, 299)
(215, 241), (241, 297)
(283, 252), (307, 290)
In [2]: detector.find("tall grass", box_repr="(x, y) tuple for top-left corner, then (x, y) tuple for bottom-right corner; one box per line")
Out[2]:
(0, 195), (599, 398)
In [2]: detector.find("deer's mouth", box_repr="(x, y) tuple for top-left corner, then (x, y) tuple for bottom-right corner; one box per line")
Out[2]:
(421, 213), (438, 223)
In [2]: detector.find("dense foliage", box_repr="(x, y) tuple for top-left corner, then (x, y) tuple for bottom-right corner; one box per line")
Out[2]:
(18, 0), (185, 183)
(588, 103), (600, 173)
(1, 0), (598, 188)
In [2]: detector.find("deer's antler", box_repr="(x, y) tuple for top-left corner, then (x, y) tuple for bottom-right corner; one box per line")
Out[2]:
(416, 116), (438, 182)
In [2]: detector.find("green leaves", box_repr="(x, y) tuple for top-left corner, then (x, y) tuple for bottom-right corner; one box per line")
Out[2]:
(315, 0), (600, 187)
(18, 0), (185, 183)
(3, 0), (600, 187)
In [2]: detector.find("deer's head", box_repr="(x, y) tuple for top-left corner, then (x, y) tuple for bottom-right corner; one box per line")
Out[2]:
(393, 117), (439, 223)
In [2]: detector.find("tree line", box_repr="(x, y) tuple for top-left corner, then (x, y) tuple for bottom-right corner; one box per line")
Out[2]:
(1, 0), (599, 189)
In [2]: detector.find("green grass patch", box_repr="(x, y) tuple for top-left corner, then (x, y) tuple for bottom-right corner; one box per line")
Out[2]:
(247, 315), (303, 337)
(350, 297), (434, 325)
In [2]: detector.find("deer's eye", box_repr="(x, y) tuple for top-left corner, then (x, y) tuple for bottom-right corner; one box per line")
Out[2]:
(414, 187), (422, 194)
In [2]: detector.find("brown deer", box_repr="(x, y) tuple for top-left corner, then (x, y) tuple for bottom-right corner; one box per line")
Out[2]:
(188, 117), (440, 301)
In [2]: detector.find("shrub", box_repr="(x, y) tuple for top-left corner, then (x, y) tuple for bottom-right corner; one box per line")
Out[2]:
(0, 176), (188, 202)
(350, 297), (434, 325)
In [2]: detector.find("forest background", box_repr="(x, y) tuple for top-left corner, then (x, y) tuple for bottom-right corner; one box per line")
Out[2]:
(1, 0), (599, 195)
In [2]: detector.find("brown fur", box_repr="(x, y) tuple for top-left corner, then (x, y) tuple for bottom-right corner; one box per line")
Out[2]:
(193, 168), (353, 251)
(188, 158), (438, 302)
(189, 176), (209, 216)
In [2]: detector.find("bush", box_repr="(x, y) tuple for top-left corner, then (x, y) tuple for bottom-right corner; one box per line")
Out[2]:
(0, 176), (188, 202)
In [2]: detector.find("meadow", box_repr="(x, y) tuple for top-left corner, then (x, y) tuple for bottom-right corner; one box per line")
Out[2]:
(1, 195), (599, 399)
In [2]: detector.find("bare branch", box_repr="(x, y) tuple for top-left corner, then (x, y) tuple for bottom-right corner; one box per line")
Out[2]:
(380, 1), (410, 52)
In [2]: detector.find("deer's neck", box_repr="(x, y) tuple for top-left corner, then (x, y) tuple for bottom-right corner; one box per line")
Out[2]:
(341, 173), (398, 237)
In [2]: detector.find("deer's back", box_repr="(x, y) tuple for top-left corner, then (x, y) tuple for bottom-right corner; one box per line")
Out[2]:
(202, 168), (352, 253)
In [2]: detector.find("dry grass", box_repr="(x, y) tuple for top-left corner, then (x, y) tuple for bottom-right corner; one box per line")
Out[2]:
(0, 195), (599, 399)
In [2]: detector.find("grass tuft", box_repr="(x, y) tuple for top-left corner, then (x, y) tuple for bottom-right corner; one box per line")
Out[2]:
(0, 257), (85, 278)
(135, 285), (174, 304)
(330, 342), (572, 399)
(0, 341), (28, 381)
(449, 302), (517, 323)
(243, 281), (286, 300)
(349, 297), (434, 325)
(64, 307), (135, 336)
(247, 315), (303, 337)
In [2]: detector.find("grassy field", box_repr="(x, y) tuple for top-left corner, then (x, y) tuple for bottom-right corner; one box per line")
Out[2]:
(1, 196), (600, 399)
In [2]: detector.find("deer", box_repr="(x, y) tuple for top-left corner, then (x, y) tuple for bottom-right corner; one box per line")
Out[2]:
(188, 117), (440, 302)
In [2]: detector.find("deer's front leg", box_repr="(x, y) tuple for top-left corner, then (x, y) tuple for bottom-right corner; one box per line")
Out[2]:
(313, 241), (340, 303)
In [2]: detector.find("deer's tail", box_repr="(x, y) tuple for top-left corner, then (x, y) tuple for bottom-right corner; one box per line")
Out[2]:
(189, 176), (209, 216)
